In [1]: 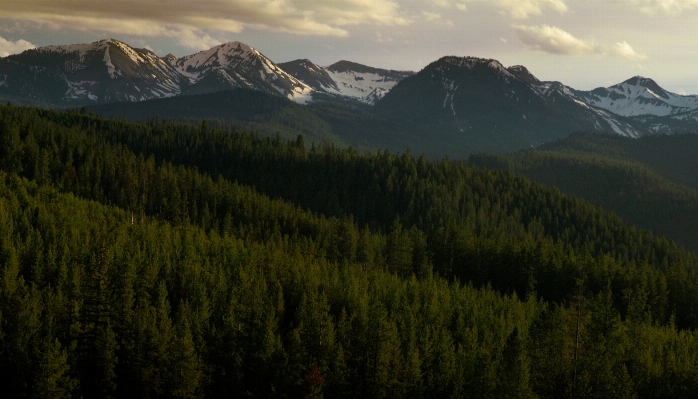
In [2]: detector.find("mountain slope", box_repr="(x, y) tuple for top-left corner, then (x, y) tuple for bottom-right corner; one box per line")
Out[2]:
(0, 39), (412, 107)
(6, 102), (698, 397)
(322, 60), (414, 104)
(374, 56), (643, 155)
(278, 59), (414, 104)
(569, 76), (698, 117)
(567, 77), (698, 134)
(88, 88), (343, 144)
(174, 41), (313, 102)
(538, 131), (698, 189)
(469, 131), (698, 251)
(276, 59), (339, 92)
(0, 39), (182, 106)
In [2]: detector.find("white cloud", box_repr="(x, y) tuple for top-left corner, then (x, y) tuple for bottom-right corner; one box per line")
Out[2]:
(514, 25), (599, 55)
(491, 0), (567, 18)
(0, 0), (410, 48)
(375, 31), (394, 43)
(613, 41), (647, 60)
(421, 11), (454, 27)
(432, 0), (453, 6)
(430, 0), (565, 17)
(423, 12), (443, 21)
(176, 28), (223, 51)
(431, 0), (467, 10)
(0, 35), (35, 57)
(514, 25), (649, 61)
(615, 0), (698, 14)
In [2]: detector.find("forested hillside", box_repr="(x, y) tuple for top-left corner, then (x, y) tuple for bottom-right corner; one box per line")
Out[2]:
(2, 104), (698, 398)
(469, 132), (698, 252)
(87, 89), (347, 146)
(539, 132), (698, 189)
(88, 84), (635, 160)
(87, 88), (451, 157)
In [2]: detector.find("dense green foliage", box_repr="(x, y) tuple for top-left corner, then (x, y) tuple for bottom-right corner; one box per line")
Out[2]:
(86, 85), (584, 160)
(88, 89), (347, 146)
(3, 104), (698, 398)
(539, 131), (698, 189)
(469, 132), (698, 251)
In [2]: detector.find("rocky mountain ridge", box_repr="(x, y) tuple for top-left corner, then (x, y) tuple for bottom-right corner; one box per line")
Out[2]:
(376, 56), (644, 142)
(0, 39), (411, 107)
(1, 38), (697, 140)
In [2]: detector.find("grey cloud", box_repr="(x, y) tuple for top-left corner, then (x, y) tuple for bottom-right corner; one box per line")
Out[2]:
(432, 0), (566, 18)
(614, 0), (698, 14)
(0, 0), (410, 49)
(489, 0), (567, 18)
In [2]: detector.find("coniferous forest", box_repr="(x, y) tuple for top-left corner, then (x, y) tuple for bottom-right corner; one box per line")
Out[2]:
(469, 132), (698, 252)
(3, 103), (698, 398)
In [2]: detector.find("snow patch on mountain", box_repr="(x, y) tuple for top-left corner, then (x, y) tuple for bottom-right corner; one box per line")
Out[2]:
(290, 85), (314, 104)
(311, 60), (414, 104)
(111, 40), (147, 65)
(322, 70), (397, 103)
(103, 46), (117, 79)
(440, 78), (459, 116)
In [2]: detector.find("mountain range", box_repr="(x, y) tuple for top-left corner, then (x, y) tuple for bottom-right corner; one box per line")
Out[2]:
(1, 38), (698, 156)
(0, 38), (411, 107)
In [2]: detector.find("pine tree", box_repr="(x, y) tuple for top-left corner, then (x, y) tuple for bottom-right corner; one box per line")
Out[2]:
(167, 305), (202, 399)
(78, 242), (118, 399)
(386, 218), (413, 277)
(496, 327), (536, 399)
(31, 338), (77, 399)
(0, 119), (24, 175)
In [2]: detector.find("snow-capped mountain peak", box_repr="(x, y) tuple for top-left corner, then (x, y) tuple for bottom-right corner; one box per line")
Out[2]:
(568, 76), (698, 117)
(275, 58), (415, 104)
(277, 59), (339, 92)
(0, 38), (182, 104)
(173, 41), (312, 101)
(1, 38), (413, 106)
(175, 41), (257, 77)
(617, 76), (669, 99)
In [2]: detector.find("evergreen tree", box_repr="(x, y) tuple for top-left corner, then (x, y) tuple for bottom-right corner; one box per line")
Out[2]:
(496, 327), (536, 399)
(0, 119), (23, 175)
(78, 243), (119, 399)
(31, 338), (77, 399)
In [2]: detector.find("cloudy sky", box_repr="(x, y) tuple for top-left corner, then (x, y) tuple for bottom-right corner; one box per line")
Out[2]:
(0, 0), (696, 93)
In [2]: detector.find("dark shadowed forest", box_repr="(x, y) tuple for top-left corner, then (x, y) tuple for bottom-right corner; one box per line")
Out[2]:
(2, 104), (698, 398)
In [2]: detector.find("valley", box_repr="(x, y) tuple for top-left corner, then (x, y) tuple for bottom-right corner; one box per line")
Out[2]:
(2, 37), (698, 398)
